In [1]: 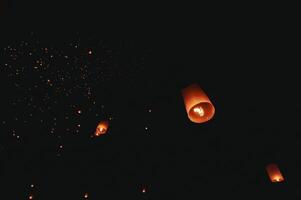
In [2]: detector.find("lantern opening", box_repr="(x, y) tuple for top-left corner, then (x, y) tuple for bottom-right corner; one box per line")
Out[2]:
(96, 127), (107, 136)
(188, 102), (215, 123)
(274, 176), (281, 182)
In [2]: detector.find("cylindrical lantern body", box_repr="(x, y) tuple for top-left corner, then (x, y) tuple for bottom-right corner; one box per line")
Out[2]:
(182, 84), (215, 123)
(95, 120), (109, 136)
(266, 163), (284, 183)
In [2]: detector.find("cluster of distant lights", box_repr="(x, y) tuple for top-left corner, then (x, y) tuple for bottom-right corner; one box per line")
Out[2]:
(0, 35), (145, 147)
(0, 34), (150, 198)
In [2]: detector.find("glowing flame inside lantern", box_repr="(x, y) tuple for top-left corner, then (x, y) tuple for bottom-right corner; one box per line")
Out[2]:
(274, 176), (281, 182)
(96, 127), (106, 136)
(193, 107), (205, 117)
(99, 127), (106, 133)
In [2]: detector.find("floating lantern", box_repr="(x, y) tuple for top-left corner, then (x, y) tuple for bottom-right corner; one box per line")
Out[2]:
(266, 163), (284, 183)
(95, 120), (109, 136)
(182, 83), (215, 123)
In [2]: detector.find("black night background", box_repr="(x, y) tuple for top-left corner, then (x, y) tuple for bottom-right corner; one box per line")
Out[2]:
(0, 1), (300, 199)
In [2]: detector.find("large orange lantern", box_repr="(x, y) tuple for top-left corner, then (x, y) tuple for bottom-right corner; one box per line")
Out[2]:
(182, 83), (215, 123)
(95, 120), (109, 136)
(266, 163), (284, 183)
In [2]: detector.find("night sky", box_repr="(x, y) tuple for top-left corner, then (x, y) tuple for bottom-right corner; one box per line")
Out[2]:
(1, 2), (300, 199)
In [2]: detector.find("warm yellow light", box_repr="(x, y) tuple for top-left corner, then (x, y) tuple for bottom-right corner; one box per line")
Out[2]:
(193, 107), (205, 117)
(274, 176), (281, 182)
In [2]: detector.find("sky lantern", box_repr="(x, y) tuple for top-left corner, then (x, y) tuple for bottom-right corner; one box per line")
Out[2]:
(182, 83), (215, 123)
(266, 163), (284, 183)
(95, 120), (109, 136)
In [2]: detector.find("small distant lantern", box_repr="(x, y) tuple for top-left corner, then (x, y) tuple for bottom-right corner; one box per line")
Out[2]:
(266, 163), (284, 183)
(95, 120), (109, 136)
(182, 83), (215, 123)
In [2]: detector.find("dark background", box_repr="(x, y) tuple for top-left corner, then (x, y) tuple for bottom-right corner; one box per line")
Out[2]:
(1, 1), (300, 199)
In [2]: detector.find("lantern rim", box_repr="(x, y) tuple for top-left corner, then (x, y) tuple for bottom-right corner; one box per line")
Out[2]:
(188, 102), (215, 123)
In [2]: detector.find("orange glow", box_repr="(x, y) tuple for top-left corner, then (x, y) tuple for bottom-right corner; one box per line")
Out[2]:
(95, 120), (109, 136)
(182, 84), (215, 123)
(266, 163), (284, 183)
(29, 195), (34, 200)
(84, 193), (89, 198)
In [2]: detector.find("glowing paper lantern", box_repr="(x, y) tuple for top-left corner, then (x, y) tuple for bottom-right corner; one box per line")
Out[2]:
(95, 120), (109, 136)
(182, 83), (215, 123)
(266, 163), (284, 183)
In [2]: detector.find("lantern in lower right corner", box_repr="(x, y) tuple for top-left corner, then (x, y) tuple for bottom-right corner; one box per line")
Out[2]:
(182, 83), (215, 123)
(266, 163), (284, 183)
(95, 120), (109, 136)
